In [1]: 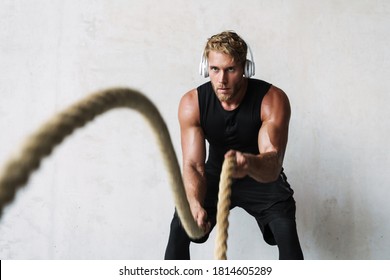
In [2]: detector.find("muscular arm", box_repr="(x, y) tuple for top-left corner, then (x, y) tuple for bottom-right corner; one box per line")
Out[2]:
(178, 89), (210, 232)
(227, 85), (291, 183)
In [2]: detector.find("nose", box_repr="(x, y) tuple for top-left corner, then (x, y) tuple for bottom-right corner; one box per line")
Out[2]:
(218, 70), (227, 84)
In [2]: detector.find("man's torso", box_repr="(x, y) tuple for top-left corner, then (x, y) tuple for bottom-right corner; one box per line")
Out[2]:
(197, 78), (272, 175)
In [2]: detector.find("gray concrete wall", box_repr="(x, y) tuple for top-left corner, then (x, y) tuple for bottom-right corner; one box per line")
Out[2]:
(0, 0), (389, 259)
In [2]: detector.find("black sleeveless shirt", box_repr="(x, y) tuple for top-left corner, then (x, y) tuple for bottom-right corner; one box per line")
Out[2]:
(197, 78), (272, 176)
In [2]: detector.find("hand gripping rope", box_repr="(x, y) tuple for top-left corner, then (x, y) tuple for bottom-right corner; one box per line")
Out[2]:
(0, 88), (234, 259)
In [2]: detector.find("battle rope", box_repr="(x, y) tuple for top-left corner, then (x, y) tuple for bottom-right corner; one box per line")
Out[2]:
(0, 88), (234, 259)
(215, 155), (235, 260)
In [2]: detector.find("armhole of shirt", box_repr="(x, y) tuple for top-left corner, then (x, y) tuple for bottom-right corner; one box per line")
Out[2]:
(246, 79), (271, 121)
(197, 82), (210, 130)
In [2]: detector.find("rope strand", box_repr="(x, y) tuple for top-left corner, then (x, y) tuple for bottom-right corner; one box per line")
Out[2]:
(214, 155), (235, 260)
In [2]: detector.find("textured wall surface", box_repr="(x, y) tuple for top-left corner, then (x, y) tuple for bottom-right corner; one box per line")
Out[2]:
(0, 0), (389, 259)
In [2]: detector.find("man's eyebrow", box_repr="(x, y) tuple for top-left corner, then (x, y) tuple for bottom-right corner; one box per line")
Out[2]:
(209, 65), (236, 69)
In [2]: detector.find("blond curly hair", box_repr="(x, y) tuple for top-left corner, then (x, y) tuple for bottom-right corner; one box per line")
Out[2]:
(204, 31), (248, 66)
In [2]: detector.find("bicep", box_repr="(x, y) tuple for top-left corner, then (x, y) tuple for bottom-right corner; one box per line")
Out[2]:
(258, 120), (288, 155)
(178, 91), (206, 170)
(258, 87), (291, 158)
(180, 124), (206, 168)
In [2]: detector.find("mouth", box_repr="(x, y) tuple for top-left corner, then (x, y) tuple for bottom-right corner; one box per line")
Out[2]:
(218, 88), (230, 93)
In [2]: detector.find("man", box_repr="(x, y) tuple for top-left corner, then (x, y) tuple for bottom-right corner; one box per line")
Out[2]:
(164, 31), (303, 260)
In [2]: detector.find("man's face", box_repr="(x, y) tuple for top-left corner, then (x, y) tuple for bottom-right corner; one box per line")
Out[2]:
(207, 51), (246, 103)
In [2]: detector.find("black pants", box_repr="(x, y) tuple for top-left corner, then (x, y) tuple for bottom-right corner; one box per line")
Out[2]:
(164, 174), (304, 260)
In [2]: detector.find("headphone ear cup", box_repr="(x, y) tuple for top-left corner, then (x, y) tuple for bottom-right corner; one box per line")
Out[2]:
(199, 54), (209, 78)
(202, 57), (209, 78)
(245, 59), (255, 77)
(203, 58), (209, 78)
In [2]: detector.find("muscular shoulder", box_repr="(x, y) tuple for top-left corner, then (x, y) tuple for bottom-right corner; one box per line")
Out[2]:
(261, 85), (291, 123)
(178, 88), (200, 127)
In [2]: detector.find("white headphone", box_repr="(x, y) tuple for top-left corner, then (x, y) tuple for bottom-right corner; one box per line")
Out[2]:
(199, 44), (255, 78)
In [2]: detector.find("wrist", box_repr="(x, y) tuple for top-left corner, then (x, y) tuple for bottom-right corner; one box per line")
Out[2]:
(187, 197), (202, 210)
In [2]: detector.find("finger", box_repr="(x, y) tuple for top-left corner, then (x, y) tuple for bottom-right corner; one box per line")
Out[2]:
(224, 150), (236, 158)
(196, 212), (206, 228)
(234, 151), (243, 161)
(204, 221), (211, 234)
(198, 212), (211, 233)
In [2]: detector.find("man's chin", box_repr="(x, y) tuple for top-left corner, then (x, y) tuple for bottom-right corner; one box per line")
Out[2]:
(216, 90), (234, 101)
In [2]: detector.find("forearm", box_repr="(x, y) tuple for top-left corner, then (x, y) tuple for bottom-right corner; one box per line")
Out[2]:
(182, 162), (210, 233)
(182, 163), (207, 208)
(244, 151), (282, 183)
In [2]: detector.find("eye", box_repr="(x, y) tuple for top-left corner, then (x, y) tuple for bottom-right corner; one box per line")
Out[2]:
(210, 66), (219, 72)
(227, 67), (235, 72)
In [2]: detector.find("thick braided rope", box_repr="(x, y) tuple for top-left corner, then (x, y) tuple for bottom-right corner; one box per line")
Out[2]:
(0, 88), (233, 258)
(214, 155), (235, 260)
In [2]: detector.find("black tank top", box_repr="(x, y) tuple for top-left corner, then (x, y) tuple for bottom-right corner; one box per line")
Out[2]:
(197, 78), (271, 176)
